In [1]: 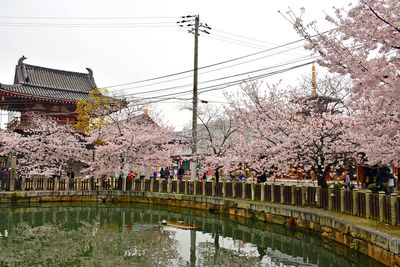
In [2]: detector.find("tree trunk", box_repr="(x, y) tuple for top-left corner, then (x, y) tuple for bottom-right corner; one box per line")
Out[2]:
(317, 176), (328, 188)
(316, 166), (328, 188)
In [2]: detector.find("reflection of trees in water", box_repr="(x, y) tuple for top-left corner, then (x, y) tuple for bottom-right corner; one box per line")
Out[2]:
(0, 204), (384, 267)
(196, 241), (262, 266)
(0, 221), (186, 266)
(196, 240), (319, 267)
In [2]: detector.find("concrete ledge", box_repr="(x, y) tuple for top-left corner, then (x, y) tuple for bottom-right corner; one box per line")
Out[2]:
(0, 190), (398, 266)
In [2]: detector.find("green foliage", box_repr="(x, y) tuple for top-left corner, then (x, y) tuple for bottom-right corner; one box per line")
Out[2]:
(368, 183), (378, 193)
(368, 183), (388, 194)
(75, 88), (118, 132)
(327, 181), (343, 190)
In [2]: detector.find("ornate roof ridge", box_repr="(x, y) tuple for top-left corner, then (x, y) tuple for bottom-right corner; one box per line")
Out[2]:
(21, 63), (91, 78)
(1, 83), (90, 94)
(13, 56), (97, 92)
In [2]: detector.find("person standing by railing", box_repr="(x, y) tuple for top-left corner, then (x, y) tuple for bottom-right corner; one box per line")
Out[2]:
(0, 163), (5, 190)
(67, 168), (75, 190)
(388, 168), (397, 195)
(177, 167), (184, 181)
(343, 170), (351, 191)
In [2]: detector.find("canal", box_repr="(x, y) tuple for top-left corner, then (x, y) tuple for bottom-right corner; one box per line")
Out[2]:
(0, 203), (383, 266)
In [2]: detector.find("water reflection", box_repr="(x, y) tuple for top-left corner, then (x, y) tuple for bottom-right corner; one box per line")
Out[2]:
(0, 203), (383, 267)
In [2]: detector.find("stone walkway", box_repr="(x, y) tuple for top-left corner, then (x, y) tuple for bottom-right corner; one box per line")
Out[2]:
(250, 199), (400, 239)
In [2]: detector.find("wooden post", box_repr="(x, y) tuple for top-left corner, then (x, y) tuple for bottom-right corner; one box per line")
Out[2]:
(390, 193), (397, 226)
(55, 177), (59, 191)
(261, 184), (265, 202)
(301, 186), (306, 206)
(222, 181), (226, 198)
(232, 182), (236, 198)
(167, 178), (172, 193)
(316, 186), (321, 208)
(141, 179), (145, 192)
(22, 176), (26, 191)
(242, 182), (246, 199)
(193, 181), (197, 195)
(280, 184), (285, 204)
(352, 189), (358, 216)
(212, 181), (216, 197)
(122, 176), (126, 192)
(177, 180), (181, 194)
(184, 180), (188, 194)
(202, 181), (206, 196)
(272, 184), (276, 203)
(379, 191), (385, 222)
(365, 190), (371, 219)
(328, 188), (334, 211)
(291, 185), (296, 206)
(150, 178), (154, 192)
(251, 183), (255, 201)
(340, 188), (346, 213)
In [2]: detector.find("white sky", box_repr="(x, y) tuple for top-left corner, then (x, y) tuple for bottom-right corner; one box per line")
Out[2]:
(0, 0), (352, 130)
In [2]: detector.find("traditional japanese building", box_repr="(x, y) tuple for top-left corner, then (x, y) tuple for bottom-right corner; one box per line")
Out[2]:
(0, 56), (99, 131)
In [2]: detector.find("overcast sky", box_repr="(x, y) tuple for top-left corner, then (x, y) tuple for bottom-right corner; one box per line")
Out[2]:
(0, 0), (352, 130)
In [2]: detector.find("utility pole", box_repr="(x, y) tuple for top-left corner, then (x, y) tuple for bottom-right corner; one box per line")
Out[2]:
(177, 15), (211, 180)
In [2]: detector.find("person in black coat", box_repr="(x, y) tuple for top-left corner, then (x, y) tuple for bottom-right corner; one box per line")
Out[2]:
(257, 172), (267, 184)
(215, 168), (220, 182)
(160, 168), (165, 179)
(376, 166), (390, 191)
(67, 168), (75, 190)
(177, 167), (185, 181)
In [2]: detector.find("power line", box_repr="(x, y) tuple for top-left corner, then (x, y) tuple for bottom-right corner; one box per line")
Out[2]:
(124, 60), (315, 101)
(0, 22), (177, 28)
(116, 55), (316, 98)
(1, 58), (316, 108)
(204, 34), (276, 51)
(111, 44), (311, 94)
(107, 42), (307, 89)
(212, 28), (279, 47)
(0, 15), (178, 20)
(105, 30), (332, 89)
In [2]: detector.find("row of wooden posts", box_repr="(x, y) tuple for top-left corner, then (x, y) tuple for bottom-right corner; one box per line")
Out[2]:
(12, 176), (400, 227)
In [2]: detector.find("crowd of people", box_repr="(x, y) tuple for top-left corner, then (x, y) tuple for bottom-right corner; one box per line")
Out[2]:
(2, 162), (399, 196)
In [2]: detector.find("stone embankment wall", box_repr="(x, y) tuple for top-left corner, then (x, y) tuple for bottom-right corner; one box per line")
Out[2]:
(0, 189), (399, 266)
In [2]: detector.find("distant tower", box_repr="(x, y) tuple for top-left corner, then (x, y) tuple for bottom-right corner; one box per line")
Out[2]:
(311, 63), (317, 96)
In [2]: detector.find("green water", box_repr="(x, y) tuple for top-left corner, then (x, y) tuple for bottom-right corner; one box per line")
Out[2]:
(0, 203), (383, 267)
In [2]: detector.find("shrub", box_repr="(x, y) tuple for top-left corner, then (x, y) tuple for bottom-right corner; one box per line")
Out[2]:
(327, 181), (343, 190)
(368, 183), (388, 193)
(368, 183), (378, 193)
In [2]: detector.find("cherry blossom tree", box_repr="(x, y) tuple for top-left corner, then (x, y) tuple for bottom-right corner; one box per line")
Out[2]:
(190, 105), (239, 173)
(85, 108), (177, 178)
(227, 77), (357, 187)
(0, 115), (87, 177)
(284, 0), (400, 165)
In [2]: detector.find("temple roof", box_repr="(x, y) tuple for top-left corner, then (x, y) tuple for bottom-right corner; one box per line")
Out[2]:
(0, 56), (97, 102)
(0, 83), (91, 102)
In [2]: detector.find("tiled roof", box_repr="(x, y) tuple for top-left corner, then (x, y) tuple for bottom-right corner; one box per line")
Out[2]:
(0, 56), (97, 102)
(0, 83), (90, 102)
(15, 63), (96, 92)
